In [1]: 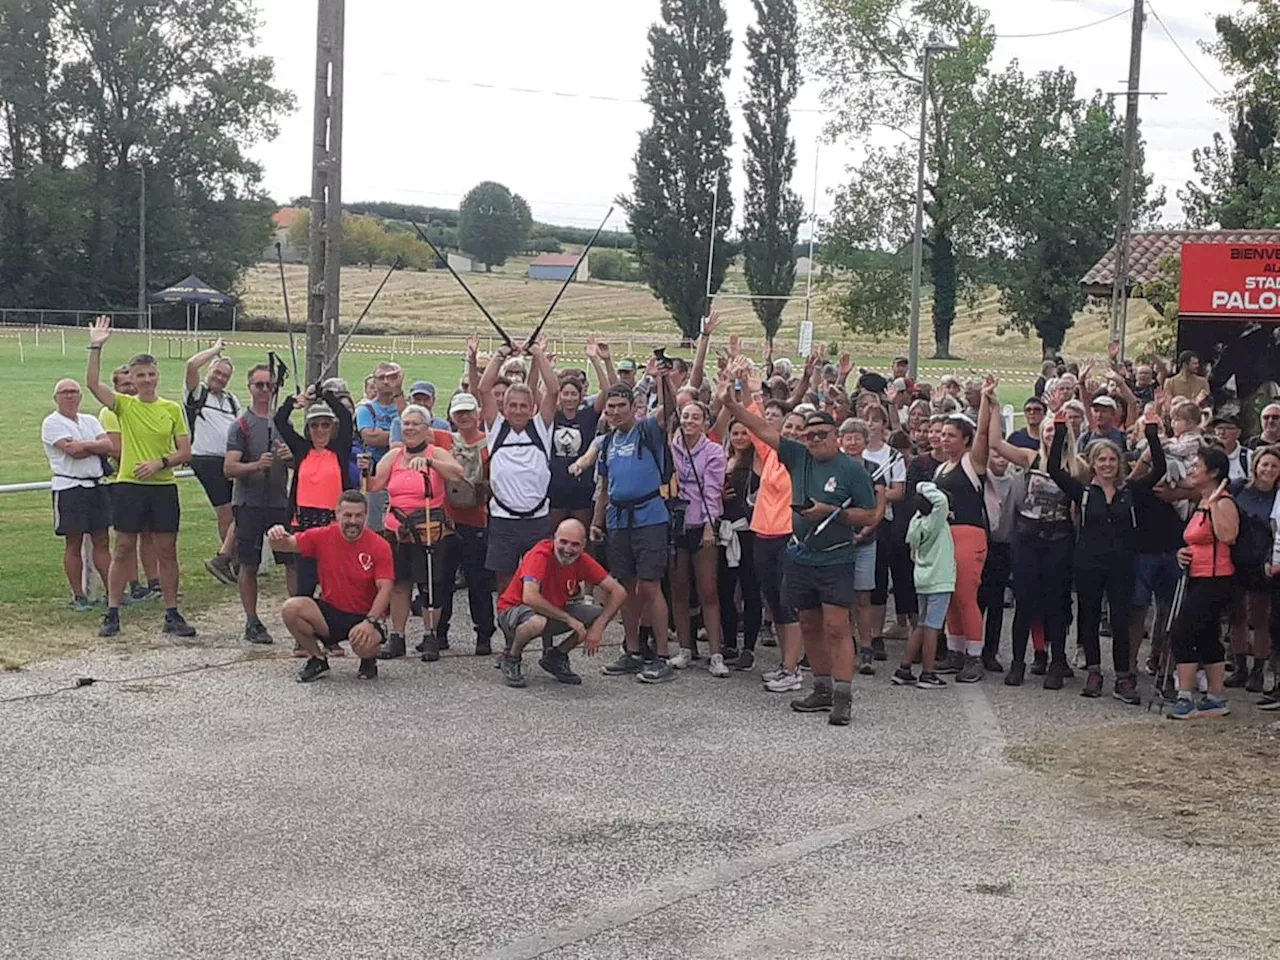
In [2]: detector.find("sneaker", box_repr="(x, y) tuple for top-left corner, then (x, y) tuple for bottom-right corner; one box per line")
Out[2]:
(1113, 674), (1141, 706)
(475, 639), (493, 657)
(957, 656), (984, 683)
(1245, 664), (1266, 694)
(858, 648), (876, 676)
(761, 667), (787, 683)
(1043, 662), (1067, 691)
(163, 612), (196, 638)
(1030, 650), (1049, 676)
(1196, 694), (1230, 718)
(1167, 696), (1198, 720)
(798, 654), (811, 672)
(790, 689), (834, 712)
(129, 581), (150, 602)
(141, 582), (163, 602)
(602, 652), (645, 676)
(377, 632), (406, 661)
(539, 649), (582, 685)
(668, 647), (693, 669)
(419, 635), (441, 663)
(981, 653), (1004, 674)
(1224, 668), (1248, 689)
(891, 666), (917, 686)
(722, 647), (740, 664)
(71, 595), (94, 613)
(709, 653), (730, 678)
(204, 554), (237, 586)
(1081, 669), (1103, 699)
(871, 637), (887, 661)
(733, 649), (756, 671)
(1257, 692), (1280, 711)
(357, 658), (378, 681)
(292, 641), (307, 658)
(1145, 655), (1161, 677)
(764, 669), (804, 693)
(916, 671), (947, 689)
(1073, 646), (1087, 669)
(297, 657), (330, 683)
(936, 651), (964, 675)
(500, 657), (527, 688)
(829, 692), (852, 726)
(637, 658), (676, 684)
(760, 625), (777, 648)
(98, 613), (120, 638)
(244, 620), (274, 646)
(1004, 661), (1026, 687)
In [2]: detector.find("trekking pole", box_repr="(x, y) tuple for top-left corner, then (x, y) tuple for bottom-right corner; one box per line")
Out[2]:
(275, 242), (300, 391)
(1151, 571), (1188, 714)
(404, 214), (515, 349)
(315, 257), (402, 385)
(524, 206), (613, 350)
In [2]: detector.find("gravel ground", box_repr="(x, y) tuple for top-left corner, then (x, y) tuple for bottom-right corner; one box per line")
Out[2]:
(2, 598), (1278, 959)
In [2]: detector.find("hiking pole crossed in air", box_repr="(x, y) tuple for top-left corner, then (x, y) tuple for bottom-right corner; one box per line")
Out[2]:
(523, 206), (613, 350)
(275, 242), (301, 393)
(314, 256), (404, 386)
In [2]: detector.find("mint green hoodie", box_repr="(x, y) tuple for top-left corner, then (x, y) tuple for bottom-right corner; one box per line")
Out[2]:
(906, 482), (956, 594)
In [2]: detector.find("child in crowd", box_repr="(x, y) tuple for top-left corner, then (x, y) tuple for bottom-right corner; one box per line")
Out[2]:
(896, 482), (955, 688)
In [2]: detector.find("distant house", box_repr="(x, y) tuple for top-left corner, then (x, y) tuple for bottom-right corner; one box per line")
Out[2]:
(529, 253), (587, 282)
(447, 252), (486, 274)
(264, 207), (304, 263)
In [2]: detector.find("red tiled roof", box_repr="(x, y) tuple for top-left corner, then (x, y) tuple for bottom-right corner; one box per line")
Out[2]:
(530, 254), (581, 267)
(1080, 229), (1280, 292)
(273, 206), (303, 229)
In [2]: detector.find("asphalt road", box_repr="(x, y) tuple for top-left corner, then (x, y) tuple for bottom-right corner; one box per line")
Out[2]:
(3, 601), (1277, 959)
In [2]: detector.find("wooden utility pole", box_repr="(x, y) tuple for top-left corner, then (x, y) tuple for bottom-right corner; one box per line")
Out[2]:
(1109, 0), (1145, 356)
(137, 163), (147, 329)
(306, 0), (345, 383)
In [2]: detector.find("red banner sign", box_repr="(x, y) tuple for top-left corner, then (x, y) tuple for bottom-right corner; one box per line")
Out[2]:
(1180, 242), (1280, 318)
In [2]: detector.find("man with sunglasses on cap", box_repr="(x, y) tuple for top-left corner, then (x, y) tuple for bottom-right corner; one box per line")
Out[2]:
(719, 390), (877, 726)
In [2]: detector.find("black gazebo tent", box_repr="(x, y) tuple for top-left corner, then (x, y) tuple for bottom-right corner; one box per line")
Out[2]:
(147, 274), (238, 332)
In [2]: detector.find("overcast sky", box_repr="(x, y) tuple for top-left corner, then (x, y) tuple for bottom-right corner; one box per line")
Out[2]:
(250, 0), (1233, 231)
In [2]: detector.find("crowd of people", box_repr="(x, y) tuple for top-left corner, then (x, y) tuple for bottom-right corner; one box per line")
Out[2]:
(40, 315), (1280, 725)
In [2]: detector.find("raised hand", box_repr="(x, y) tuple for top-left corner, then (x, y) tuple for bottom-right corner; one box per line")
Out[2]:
(1142, 403), (1161, 426)
(728, 333), (742, 357)
(596, 340), (612, 361)
(585, 334), (599, 360)
(703, 311), (722, 337)
(1107, 339), (1120, 362)
(89, 315), (112, 347)
(466, 333), (479, 362)
(838, 353), (852, 378)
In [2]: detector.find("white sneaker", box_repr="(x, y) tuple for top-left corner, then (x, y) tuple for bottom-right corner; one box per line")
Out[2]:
(709, 653), (730, 678)
(669, 648), (693, 669)
(764, 668), (803, 693)
(761, 667), (785, 683)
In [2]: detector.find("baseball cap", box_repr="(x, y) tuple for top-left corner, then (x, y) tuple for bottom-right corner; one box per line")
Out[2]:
(617, 359), (637, 372)
(449, 392), (479, 415)
(1090, 395), (1118, 409)
(409, 380), (436, 398)
(1210, 414), (1240, 429)
(305, 403), (336, 423)
(858, 372), (889, 394)
(893, 355), (909, 365)
(320, 377), (350, 396)
(804, 411), (837, 429)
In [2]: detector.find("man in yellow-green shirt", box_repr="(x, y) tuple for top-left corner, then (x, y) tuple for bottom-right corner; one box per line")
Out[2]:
(100, 364), (162, 603)
(86, 316), (195, 639)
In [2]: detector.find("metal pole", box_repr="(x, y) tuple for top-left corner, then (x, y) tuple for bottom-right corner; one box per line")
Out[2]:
(704, 174), (720, 316)
(907, 50), (932, 381)
(306, 0), (345, 383)
(803, 143), (819, 328)
(138, 163), (146, 328)
(1109, 0), (1145, 358)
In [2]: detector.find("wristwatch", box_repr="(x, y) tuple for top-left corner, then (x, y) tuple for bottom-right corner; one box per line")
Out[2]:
(160, 455), (170, 469)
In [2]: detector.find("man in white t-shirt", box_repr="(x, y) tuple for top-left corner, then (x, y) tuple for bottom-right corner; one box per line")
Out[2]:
(42, 379), (114, 611)
(184, 338), (240, 584)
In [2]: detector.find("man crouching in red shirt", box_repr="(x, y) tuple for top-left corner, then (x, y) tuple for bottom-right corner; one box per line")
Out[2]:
(496, 519), (628, 688)
(267, 490), (394, 683)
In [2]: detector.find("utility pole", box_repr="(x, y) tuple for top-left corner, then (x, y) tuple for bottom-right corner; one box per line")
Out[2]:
(306, 0), (345, 383)
(137, 163), (146, 329)
(1109, 0), (1145, 357)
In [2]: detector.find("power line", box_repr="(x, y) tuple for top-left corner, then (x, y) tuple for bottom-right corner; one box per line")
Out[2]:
(1145, 1), (1222, 96)
(994, 8), (1128, 38)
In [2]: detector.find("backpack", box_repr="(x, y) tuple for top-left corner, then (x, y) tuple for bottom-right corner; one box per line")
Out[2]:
(185, 385), (238, 444)
(446, 435), (488, 509)
(601, 419), (674, 490)
(488, 418), (551, 518)
(1231, 501), (1271, 574)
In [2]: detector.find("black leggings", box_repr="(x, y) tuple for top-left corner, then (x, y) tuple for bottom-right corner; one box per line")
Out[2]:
(888, 519), (918, 616)
(979, 540), (1011, 659)
(754, 534), (797, 626)
(871, 522), (892, 606)
(1074, 557), (1135, 673)
(1011, 532), (1072, 665)
(719, 530), (762, 650)
(1173, 576), (1231, 665)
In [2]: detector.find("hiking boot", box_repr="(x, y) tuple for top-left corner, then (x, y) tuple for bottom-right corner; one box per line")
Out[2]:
(891, 666), (917, 686)
(871, 637), (887, 661)
(98, 613), (120, 638)
(1167, 696), (1198, 720)
(205, 554), (237, 586)
(71, 595), (94, 613)
(244, 620), (274, 646)
(1195, 694), (1230, 718)
(1081, 669), (1104, 698)
(790, 689), (833, 713)
(957, 656), (984, 683)
(858, 648), (876, 676)
(1030, 650), (1049, 676)
(764, 669), (804, 693)
(668, 647), (693, 669)
(916, 671), (947, 689)
(637, 658), (676, 684)
(1004, 661), (1026, 687)
(297, 657), (330, 683)
(500, 657), (527, 688)
(722, 647), (740, 664)
(602, 652), (645, 676)
(981, 653), (1004, 674)
(377, 632), (406, 660)
(936, 651), (964, 675)
(1043, 661), (1067, 691)
(539, 649), (582, 685)
(733, 649), (756, 671)
(829, 692), (852, 726)
(1224, 668), (1248, 689)
(1113, 674), (1141, 706)
(708, 653), (730, 678)
(357, 658), (378, 681)
(163, 612), (196, 638)
(420, 634), (440, 663)
(1245, 663), (1266, 694)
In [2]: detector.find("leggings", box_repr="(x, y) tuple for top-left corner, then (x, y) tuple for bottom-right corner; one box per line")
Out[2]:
(753, 533), (797, 626)
(1074, 556), (1135, 673)
(945, 525), (988, 642)
(871, 522), (892, 606)
(888, 519), (918, 616)
(1011, 532), (1073, 665)
(1172, 576), (1231, 665)
(979, 539), (1011, 659)
(719, 530), (762, 650)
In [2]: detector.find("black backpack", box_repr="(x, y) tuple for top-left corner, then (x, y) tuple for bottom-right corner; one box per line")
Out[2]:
(601, 420), (674, 489)
(488, 418), (550, 518)
(1232, 501), (1272, 574)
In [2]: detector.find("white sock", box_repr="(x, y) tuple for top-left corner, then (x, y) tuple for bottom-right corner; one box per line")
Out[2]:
(966, 640), (983, 658)
(947, 634), (965, 652)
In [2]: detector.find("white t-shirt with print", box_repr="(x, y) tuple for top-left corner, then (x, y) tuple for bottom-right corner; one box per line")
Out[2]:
(862, 444), (906, 522)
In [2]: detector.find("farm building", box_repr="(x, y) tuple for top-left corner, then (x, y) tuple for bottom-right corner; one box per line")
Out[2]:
(447, 252), (487, 274)
(263, 207), (304, 262)
(529, 253), (588, 282)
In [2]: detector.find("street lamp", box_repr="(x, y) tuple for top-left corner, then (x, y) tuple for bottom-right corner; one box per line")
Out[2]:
(907, 40), (959, 379)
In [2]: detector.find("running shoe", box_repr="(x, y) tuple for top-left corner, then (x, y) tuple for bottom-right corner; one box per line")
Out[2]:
(1257, 692), (1280, 711)
(70, 595), (94, 614)
(602, 652), (645, 676)
(733, 649), (756, 671)
(297, 657), (330, 683)
(858, 648), (876, 676)
(668, 648), (693, 669)
(759, 622), (777, 647)
(708, 653), (730, 678)
(761, 667), (787, 683)
(1195, 694), (1230, 718)
(1224, 668), (1248, 689)
(637, 658), (676, 684)
(764, 669), (804, 693)
(377, 632), (407, 661)
(722, 647), (740, 664)
(204, 554), (237, 586)
(798, 654), (811, 672)
(870, 637), (887, 661)
(1030, 650), (1049, 676)
(1245, 663), (1265, 694)
(163, 612), (196, 638)
(829, 693), (852, 726)
(1167, 696), (1197, 720)
(1004, 661), (1026, 687)
(1081, 670), (1103, 698)
(244, 620), (274, 646)
(98, 613), (120, 638)
(500, 657), (527, 688)
(790, 689), (833, 713)
(916, 671), (947, 689)
(357, 658), (378, 681)
(1113, 674), (1141, 706)
(539, 649), (582, 685)
(936, 651), (964, 675)
(891, 666), (917, 686)
(957, 656), (984, 683)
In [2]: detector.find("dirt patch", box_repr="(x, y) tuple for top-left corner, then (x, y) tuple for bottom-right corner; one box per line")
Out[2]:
(1010, 716), (1280, 850)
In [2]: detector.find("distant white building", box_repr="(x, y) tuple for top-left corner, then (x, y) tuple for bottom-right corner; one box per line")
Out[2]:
(447, 252), (486, 274)
(529, 253), (587, 282)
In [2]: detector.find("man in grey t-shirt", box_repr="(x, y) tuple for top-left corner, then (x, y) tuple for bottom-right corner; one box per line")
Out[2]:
(224, 363), (295, 644)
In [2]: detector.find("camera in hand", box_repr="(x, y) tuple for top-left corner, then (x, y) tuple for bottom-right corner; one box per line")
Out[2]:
(653, 347), (675, 371)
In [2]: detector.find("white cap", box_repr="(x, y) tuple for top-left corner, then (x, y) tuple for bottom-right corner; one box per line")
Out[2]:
(449, 392), (479, 414)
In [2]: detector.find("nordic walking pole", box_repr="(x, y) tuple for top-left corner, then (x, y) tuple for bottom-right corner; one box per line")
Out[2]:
(275, 242), (300, 392)
(315, 256), (403, 385)
(404, 214), (516, 349)
(524, 206), (613, 350)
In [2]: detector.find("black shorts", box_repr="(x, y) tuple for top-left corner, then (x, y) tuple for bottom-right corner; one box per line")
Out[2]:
(673, 522), (712, 554)
(606, 523), (668, 581)
(233, 505), (295, 567)
(317, 599), (386, 647)
(110, 482), (181, 535)
(549, 481), (595, 512)
(389, 534), (452, 604)
(485, 515), (551, 575)
(754, 534), (798, 625)
(191, 455), (233, 509)
(783, 555), (855, 612)
(52, 484), (112, 536)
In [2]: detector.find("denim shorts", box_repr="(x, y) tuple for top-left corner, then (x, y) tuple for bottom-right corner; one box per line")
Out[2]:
(917, 592), (953, 631)
(852, 541), (876, 593)
(1134, 552), (1181, 609)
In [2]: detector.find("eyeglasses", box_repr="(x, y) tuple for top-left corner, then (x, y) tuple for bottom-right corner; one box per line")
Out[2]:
(56, 389), (80, 395)
(1264, 415), (1280, 421)
(249, 381), (274, 390)
(804, 430), (835, 442)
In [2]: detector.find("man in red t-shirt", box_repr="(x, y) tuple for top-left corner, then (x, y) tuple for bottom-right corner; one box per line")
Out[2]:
(268, 490), (394, 683)
(496, 519), (627, 688)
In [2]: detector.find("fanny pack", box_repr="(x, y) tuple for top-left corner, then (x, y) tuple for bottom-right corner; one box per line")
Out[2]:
(391, 506), (452, 546)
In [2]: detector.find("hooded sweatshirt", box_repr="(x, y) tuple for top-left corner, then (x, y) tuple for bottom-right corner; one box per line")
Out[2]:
(907, 482), (957, 595)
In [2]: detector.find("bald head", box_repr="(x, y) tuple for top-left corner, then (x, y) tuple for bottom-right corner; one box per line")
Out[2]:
(552, 519), (587, 566)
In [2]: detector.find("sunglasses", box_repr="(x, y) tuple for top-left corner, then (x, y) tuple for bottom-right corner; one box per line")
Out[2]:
(804, 429), (835, 442)
(249, 381), (275, 390)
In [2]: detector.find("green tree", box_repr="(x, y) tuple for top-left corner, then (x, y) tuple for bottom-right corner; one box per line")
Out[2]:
(342, 213), (386, 268)
(805, 0), (996, 357)
(741, 0), (804, 342)
(622, 0), (734, 339)
(458, 181), (526, 270)
(287, 207), (311, 258)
